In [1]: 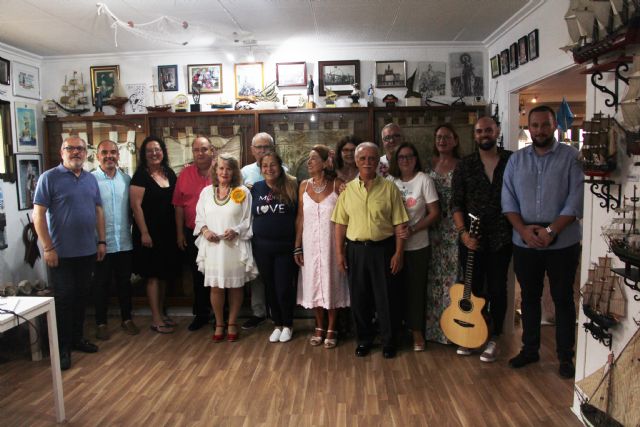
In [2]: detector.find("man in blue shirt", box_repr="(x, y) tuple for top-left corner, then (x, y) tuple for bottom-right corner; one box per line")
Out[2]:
(92, 140), (139, 340)
(502, 105), (583, 379)
(33, 136), (106, 371)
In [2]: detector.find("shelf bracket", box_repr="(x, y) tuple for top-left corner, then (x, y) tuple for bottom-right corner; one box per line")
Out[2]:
(589, 61), (630, 112)
(583, 321), (612, 349)
(584, 178), (621, 212)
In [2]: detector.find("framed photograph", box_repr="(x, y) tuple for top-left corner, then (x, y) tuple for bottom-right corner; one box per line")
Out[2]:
(375, 60), (407, 88)
(234, 62), (264, 99)
(12, 62), (40, 99)
(14, 101), (38, 152)
(500, 49), (510, 75)
(449, 52), (484, 97)
(90, 65), (120, 103)
(318, 60), (360, 96)
(509, 43), (519, 70)
(518, 36), (529, 65)
(15, 153), (41, 210)
(0, 57), (9, 85)
(282, 93), (303, 108)
(528, 29), (539, 60)
(276, 62), (307, 87)
(158, 64), (178, 92)
(188, 64), (222, 94)
(490, 55), (501, 78)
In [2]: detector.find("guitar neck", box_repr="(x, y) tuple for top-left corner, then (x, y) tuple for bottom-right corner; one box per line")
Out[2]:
(463, 250), (475, 300)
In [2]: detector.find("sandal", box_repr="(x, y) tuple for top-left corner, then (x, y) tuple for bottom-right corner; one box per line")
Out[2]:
(227, 324), (239, 342)
(212, 325), (226, 343)
(150, 324), (174, 334)
(324, 330), (338, 349)
(310, 328), (325, 346)
(162, 317), (177, 327)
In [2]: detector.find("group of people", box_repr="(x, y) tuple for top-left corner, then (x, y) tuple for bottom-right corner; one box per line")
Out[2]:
(33, 104), (582, 379)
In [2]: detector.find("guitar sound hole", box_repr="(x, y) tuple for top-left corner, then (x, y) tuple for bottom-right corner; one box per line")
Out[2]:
(458, 299), (473, 313)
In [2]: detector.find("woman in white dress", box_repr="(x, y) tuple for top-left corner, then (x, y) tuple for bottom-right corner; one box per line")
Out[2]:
(194, 154), (257, 343)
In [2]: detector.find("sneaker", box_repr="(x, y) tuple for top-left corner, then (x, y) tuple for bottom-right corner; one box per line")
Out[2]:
(480, 341), (498, 363)
(242, 316), (266, 330)
(456, 346), (472, 356)
(559, 360), (575, 379)
(96, 324), (110, 341)
(508, 351), (540, 368)
(269, 328), (282, 342)
(279, 327), (293, 343)
(121, 319), (140, 335)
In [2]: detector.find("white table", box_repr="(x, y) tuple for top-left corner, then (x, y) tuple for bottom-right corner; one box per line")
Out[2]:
(0, 296), (65, 422)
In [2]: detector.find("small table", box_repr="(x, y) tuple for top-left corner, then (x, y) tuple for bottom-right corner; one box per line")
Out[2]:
(0, 296), (65, 422)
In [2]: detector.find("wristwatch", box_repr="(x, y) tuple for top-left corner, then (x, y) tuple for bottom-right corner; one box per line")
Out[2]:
(545, 226), (556, 238)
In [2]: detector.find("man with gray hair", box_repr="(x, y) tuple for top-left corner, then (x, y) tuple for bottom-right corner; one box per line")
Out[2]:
(33, 136), (106, 370)
(378, 123), (403, 177)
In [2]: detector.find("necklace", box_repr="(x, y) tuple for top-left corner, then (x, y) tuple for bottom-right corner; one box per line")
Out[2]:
(311, 178), (327, 194)
(213, 186), (231, 206)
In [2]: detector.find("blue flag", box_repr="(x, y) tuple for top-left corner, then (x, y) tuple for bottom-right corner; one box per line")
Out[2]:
(557, 97), (574, 132)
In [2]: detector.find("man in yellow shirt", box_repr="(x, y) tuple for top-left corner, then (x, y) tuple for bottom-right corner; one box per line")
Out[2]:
(332, 142), (408, 358)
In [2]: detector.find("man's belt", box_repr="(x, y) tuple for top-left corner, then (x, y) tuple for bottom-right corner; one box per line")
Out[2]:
(347, 236), (393, 246)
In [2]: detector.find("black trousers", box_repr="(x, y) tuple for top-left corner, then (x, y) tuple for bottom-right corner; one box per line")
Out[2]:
(93, 250), (133, 324)
(253, 239), (297, 327)
(346, 237), (400, 347)
(513, 243), (580, 361)
(49, 255), (96, 352)
(458, 243), (512, 337)
(185, 227), (211, 318)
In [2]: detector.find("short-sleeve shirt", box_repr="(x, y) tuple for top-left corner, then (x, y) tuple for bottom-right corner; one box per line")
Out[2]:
(34, 164), (102, 258)
(392, 172), (439, 250)
(241, 162), (290, 186)
(92, 167), (133, 253)
(250, 180), (297, 242)
(172, 163), (212, 230)
(332, 176), (408, 242)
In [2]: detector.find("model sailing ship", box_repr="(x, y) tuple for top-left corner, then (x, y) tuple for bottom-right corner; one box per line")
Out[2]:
(602, 185), (640, 268)
(581, 113), (617, 175)
(55, 71), (90, 115)
(581, 256), (626, 329)
(146, 84), (172, 113)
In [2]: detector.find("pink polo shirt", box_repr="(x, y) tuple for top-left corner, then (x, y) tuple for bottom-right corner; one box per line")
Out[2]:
(172, 163), (211, 230)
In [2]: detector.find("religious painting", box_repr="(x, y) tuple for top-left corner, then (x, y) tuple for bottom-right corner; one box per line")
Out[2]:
(157, 64), (178, 92)
(528, 29), (539, 60)
(509, 43), (519, 71)
(500, 49), (510, 75)
(187, 63), (222, 94)
(276, 62), (307, 87)
(318, 60), (360, 96)
(90, 65), (120, 102)
(375, 61), (407, 88)
(15, 153), (41, 210)
(449, 52), (483, 97)
(518, 36), (529, 65)
(14, 101), (38, 152)
(234, 62), (264, 99)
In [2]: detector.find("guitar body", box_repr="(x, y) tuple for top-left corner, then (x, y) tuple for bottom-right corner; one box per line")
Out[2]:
(440, 283), (488, 349)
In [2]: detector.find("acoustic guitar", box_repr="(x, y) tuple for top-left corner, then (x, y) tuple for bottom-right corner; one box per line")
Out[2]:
(440, 213), (489, 349)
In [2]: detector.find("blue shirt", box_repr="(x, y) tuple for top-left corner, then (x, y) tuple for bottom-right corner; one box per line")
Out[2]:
(250, 180), (297, 242)
(92, 167), (133, 253)
(34, 164), (102, 258)
(502, 140), (583, 249)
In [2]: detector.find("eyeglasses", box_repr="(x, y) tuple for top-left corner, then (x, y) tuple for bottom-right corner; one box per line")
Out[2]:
(382, 134), (402, 142)
(252, 145), (272, 151)
(62, 146), (86, 152)
(397, 154), (415, 161)
(436, 135), (454, 141)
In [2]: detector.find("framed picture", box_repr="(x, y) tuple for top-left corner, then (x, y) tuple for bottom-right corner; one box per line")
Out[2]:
(158, 64), (178, 92)
(283, 93), (303, 108)
(500, 49), (510, 75)
(490, 55), (501, 78)
(187, 64), (222, 94)
(90, 65), (120, 103)
(375, 60), (407, 88)
(318, 60), (360, 96)
(15, 153), (41, 210)
(14, 101), (38, 152)
(518, 36), (529, 65)
(12, 62), (40, 99)
(0, 57), (9, 85)
(276, 62), (307, 87)
(528, 29), (539, 60)
(509, 43), (519, 70)
(234, 62), (264, 99)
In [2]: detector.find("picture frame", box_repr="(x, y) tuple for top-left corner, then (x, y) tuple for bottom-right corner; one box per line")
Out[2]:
(0, 100), (16, 182)
(318, 60), (360, 96)
(490, 55), (501, 78)
(518, 36), (529, 65)
(90, 65), (120, 103)
(528, 29), (539, 60)
(14, 101), (38, 152)
(0, 57), (9, 85)
(509, 43), (519, 70)
(276, 62), (307, 87)
(157, 64), (178, 92)
(15, 153), (41, 211)
(375, 60), (407, 88)
(500, 49), (510, 75)
(282, 93), (303, 108)
(234, 62), (264, 99)
(12, 62), (40, 99)
(187, 63), (222, 94)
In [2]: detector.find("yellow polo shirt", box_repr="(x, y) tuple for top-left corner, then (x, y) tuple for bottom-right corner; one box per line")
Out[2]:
(331, 176), (408, 241)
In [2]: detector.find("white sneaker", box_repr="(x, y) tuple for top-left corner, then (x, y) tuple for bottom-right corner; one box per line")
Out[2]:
(269, 328), (282, 343)
(456, 346), (472, 356)
(279, 327), (293, 342)
(480, 341), (498, 363)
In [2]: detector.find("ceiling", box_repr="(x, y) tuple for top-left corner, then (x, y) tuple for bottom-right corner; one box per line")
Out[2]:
(0, 0), (531, 57)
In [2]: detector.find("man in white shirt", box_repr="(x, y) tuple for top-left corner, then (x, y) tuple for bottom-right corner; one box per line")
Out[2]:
(378, 123), (403, 177)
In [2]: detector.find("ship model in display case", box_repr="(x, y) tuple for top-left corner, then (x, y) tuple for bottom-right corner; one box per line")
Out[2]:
(580, 113), (617, 176)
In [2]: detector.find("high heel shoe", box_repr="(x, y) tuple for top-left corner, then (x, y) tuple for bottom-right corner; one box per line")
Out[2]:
(324, 330), (338, 349)
(212, 325), (226, 343)
(309, 328), (325, 346)
(227, 324), (239, 342)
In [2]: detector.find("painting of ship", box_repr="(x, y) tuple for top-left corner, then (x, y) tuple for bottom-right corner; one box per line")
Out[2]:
(602, 185), (640, 268)
(580, 113), (617, 176)
(580, 256), (626, 329)
(55, 71), (90, 115)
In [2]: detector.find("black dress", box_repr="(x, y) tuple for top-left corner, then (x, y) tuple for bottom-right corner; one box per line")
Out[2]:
(131, 167), (179, 279)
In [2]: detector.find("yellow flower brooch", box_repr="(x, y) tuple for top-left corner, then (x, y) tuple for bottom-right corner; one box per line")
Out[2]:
(230, 187), (246, 204)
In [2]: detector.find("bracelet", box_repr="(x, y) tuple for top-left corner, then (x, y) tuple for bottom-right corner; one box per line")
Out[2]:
(293, 247), (303, 255)
(98, 241), (106, 245)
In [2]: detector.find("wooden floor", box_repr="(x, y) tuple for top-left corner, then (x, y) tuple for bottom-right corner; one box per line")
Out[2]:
(0, 317), (581, 427)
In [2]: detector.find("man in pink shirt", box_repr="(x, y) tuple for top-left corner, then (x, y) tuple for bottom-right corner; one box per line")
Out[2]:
(173, 136), (216, 331)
